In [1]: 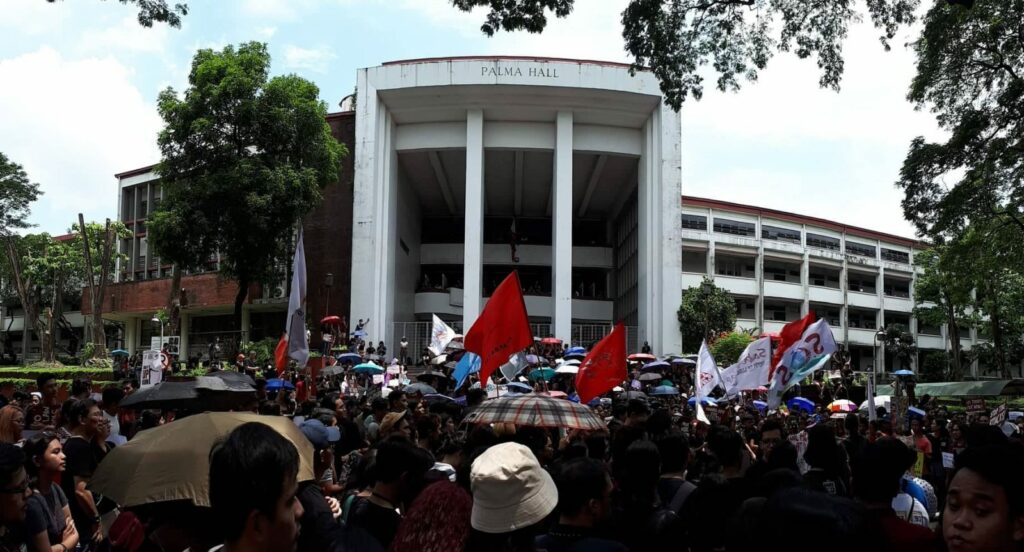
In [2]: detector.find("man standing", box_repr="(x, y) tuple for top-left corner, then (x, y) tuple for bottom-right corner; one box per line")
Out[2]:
(27, 373), (59, 430)
(209, 422), (304, 552)
(536, 457), (626, 551)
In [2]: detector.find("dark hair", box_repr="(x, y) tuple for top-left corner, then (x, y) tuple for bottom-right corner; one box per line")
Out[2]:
(71, 377), (92, 397)
(853, 438), (913, 502)
(953, 443), (1024, 515)
(35, 373), (56, 391)
(656, 432), (691, 474)
(761, 419), (785, 438)
(844, 413), (860, 437)
(258, 401), (281, 416)
(22, 431), (60, 478)
(370, 398), (388, 412)
(766, 440), (800, 473)
(415, 414), (441, 440)
(707, 426), (744, 468)
(389, 390), (407, 406)
(67, 398), (97, 429)
(619, 440), (661, 500)
(372, 436), (434, 485)
(102, 386), (125, 407)
(320, 392), (341, 411)
(0, 443), (25, 488)
(140, 410), (162, 431)
(804, 424), (842, 474)
(209, 422), (300, 542)
(626, 399), (650, 417)
(465, 388), (487, 407)
(552, 457), (610, 516)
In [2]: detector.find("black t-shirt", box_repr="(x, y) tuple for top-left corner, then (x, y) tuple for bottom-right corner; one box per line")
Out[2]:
(296, 482), (341, 552)
(346, 496), (400, 549)
(60, 436), (99, 537)
(25, 486), (68, 546)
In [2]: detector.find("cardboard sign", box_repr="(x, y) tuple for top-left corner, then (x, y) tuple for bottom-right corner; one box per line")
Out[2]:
(965, 398), (987, 413)
(990, 403), (1008, 426)
(141, 350), (164, 387)
(942, 452), (955, 469)
(789, 431), (809, 474)
(912, 452), (925, 478)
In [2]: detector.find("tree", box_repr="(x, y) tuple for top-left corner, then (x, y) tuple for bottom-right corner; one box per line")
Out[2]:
(0, 152), (42, 237)
(0, 153), (43, 363)
(711, 331), (754, 365)
(44, 0), (188, 27)
(677, 277), (736, 353)
(881, 323), (917, 371)
(150, 42), (345, 333)
(452, 0), (926, 110)
(913, 247), (973, 380)
(897, 1), (1024, 246)
(76, 216), (131, 362)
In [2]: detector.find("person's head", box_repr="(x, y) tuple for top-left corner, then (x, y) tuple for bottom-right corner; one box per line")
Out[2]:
(388, 390), (407, 412)
(551, 457), (613, 526)
(372, 436), (434, 504)
(619, 439), (662, 498)
(102, 386), (125, 413)
(298, 419), (340, 475)
(853, 438), (914, 504)
(626, 399), (650, 425)
(35, 374), (57, 399)
(209, 422), (302, 552)
(22, 431), (64, 480)
(804, 424), (842, 473)
(469, 442), (557, 534)
(465, 388), (487, 408)
(656, 432), (691, 474)
(708, 426), (744, 470)
(71, 377), (92, 399)
(320, 392), (346, 421)
(68, 398), (102, 436)
(943, 443), (1024, 552)
(910, 417), (923, 435)
(379, 411), (412, 440)
(370, 397), (388, 419)
(0, 443), (29, 525)
(0, 406), (24, 444)
(952, 421), (966, 442)
(760, 419), (785, 460)
(123, 378), (138, 396)
(844, 413), (860, 438)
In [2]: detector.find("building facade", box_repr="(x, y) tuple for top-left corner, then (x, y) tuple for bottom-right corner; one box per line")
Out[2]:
(680, 196), (984, 375)
(351, 57), (683, 355)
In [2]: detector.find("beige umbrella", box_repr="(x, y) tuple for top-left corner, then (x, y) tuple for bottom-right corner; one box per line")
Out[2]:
(90, 412), (314, 508)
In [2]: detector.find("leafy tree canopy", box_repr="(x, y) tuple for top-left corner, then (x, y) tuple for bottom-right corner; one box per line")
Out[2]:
(0, 152), (42, 237)
(677, 277), (736, 352)
(711, 331), (754, 365)
(45, 0), (188, 27)
(150, 42), (345, 323)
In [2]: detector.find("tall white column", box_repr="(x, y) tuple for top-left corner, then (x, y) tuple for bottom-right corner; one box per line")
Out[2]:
(463, 109), (485, 332)
(552, 111), (573, 343)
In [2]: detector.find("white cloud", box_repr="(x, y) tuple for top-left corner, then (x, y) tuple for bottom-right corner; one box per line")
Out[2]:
(255, 26), (277, 39)
(0, 0), (72, 36)
(0, 48), (162, 234)
(282, 44), (336, 73)
(77, 15), (170, 54)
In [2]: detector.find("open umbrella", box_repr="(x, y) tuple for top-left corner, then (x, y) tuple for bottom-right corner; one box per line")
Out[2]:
(320, 315), (342, 325)
(617, 390), (647, 400)
(908, 406), (927, 419)
(642, 360), (670, 371)
(628, 353), (657, 362)
(205, 370), (255, 387)
(120, 382), (202, 410)
(525, 354), (540, 365)
(337, 352), (362, 364)
(554, 365), (579, 375)
(403, 382), (437, 396)
(415, 370), (448, 384)
(827, 399), (857, 413)
(638, 372), (662, 382)
(430, 354), (448, 365)
(421, 394), (456, 404)
(688, 396), (717, 406)
(90, 412), (314, 508)
(529, 368), (556, 381)
(320, 365), (346, 377)
(561, 359), (581, 367)
(505, 382), (533, 394)
(859, 395), (892, 413)
(542, 390), (569, 399)
(650, 385), (680, 396)
(787, 397), (816, 414)
(111, 349), (129, 357)
(671, 357), (697, 366)
(752, 400), (768, 411)
(540, 337), (562, 345)
(462, 394), (605, 430)
(565, 346), (587, 356)
(893, 369), (915, 377)
(353, 362), (383, 375)
(265, 378), (296, 392)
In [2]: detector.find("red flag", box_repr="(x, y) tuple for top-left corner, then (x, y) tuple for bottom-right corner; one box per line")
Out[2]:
(768, 311), (816, 380)
(575, 323), (626, 405)
(464, 271), (533, 385)
(274, 333), (289, 376)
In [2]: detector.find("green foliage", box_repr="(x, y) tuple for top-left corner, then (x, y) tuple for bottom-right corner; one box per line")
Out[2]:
(913, 247), (972, 378)
(881, 323), (917, 371)
(452, 0), (921, 110)
(920, 350), (951, 382)
(150, 42), (346, 324)
(710, 332), (754, 366)
(44, 0), (188, 27)
(677, 277), (736, 353)
(240, 337), (278, 365)
(0, 152), (42, 236)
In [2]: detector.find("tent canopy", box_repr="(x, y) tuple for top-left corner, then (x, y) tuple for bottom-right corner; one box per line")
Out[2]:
(875, 379), (1024, 398)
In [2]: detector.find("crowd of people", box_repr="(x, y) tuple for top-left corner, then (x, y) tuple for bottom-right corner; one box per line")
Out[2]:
(0, 354), (1020, 552)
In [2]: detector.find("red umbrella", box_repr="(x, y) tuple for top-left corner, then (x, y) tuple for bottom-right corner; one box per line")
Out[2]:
(540, 337), (562, 345)
(321, 316), (342, 325)
(628, 353), (656, 362)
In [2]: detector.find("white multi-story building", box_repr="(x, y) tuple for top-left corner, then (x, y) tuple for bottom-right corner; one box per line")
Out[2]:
(681, 196), (983, 374)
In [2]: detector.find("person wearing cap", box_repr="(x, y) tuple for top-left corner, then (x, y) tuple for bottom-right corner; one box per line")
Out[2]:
(378, 411), (411, 440)
(464, 442), (558, 551)
(296, 419), (343, 552)
(536, 457), (625, 552)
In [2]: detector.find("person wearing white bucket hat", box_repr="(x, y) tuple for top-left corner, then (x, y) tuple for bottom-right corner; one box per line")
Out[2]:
(469, 442), (558, 536)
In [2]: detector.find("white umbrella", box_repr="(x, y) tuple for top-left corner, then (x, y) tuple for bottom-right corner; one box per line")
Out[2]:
(555, 365), (579, 375)
(859, 395), (892, 412)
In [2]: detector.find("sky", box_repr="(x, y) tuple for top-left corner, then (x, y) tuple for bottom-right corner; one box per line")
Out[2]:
(0, 0), (944, 238)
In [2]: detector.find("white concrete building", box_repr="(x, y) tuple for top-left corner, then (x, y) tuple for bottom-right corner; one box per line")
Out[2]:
(680, 196), (985, 374)
(350, 56), (683, 354)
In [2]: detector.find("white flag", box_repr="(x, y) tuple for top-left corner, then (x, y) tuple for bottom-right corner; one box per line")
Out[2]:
(286, 229), (309, 368)
(499, 351), (529, 382)
(428, 314), (457, 356)
(696, 340), (722, 398)
(766, 319), (837, 410)
(722, 337), (772, 395)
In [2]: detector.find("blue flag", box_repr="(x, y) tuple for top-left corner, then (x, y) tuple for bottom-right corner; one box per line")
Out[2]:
(454, 352), (482, 389)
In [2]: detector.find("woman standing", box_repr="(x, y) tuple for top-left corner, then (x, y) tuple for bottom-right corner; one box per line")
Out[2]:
(23, 432), (79, 552)
(0, 405), (25, 445)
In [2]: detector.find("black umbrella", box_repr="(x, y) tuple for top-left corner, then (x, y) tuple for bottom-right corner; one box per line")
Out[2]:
(205, 370), (255, 387)
(121, 378), (254, 411)
(416, 370), (448, 383)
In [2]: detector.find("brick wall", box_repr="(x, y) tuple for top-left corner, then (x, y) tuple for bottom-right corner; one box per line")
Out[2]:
(83, 273), (262, 314)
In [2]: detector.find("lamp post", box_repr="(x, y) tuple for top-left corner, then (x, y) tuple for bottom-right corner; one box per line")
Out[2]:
(700, 280), (714, 344)
(324, 272), (334, 317)
(873, 328), (886, 376)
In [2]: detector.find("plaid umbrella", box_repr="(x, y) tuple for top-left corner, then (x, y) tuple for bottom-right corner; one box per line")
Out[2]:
(462, 394), (605, 430)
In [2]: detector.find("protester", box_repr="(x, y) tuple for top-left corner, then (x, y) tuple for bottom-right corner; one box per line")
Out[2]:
(853, 438), (937, 551)
(536, 457), (626, 551)
(0, 406), (24, 445)
(27, 374), (59, 431)
(390, 481), (473, 552)
(296, 419), (342, 552)
(610, 440), (684, 551)
(0, 443), (29, 550)
(209, 422), (304, 552)
(23, 432), (78, 552)
(943, 442), (1024, 552)
(804, 424), (848, 497)
(60, 399), (104, 549)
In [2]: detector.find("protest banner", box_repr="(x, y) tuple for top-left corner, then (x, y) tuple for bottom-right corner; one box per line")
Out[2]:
(965, 398), (987, 414)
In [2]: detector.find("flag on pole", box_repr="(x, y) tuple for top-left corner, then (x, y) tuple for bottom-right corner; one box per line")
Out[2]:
(720, 337), (772, 395)
(866, 372), (878, 422)
(274, 333), (288, 376)
(766, 319), (837, 409)
(464, 271), (533, 385)
(694, 341), (718, 424)
(499, 351), (530, 382)
(768, 311), (816, 381)
(575, 323), (626, 405)
(429, 314), (457, 356)
(453, 352), (482, 389)
(285, 228), (309, 370)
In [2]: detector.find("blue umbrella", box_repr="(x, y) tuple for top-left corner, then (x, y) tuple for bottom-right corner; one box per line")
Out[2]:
(352, 330), (367, 338)
(566, 346), (587, 356)
(525, 354), (540, 365)
(111, 349), (129, 356)
(752, 400), (768, 411)
(787, 397), (815, 414)
(265, 378), (295, 391)
(651, 385), (680, 396)
(907, 406), (927, 419)
(529, 368), (556, 381)
(642, 360), (671, 371)
(353, 362), (383, 375)
(687, 396), (716, 406)
(422, 394), (456, 404)
(506, 382), (533, 394)
(893, 369), (915, 377)
(338, 352), (362, 364)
